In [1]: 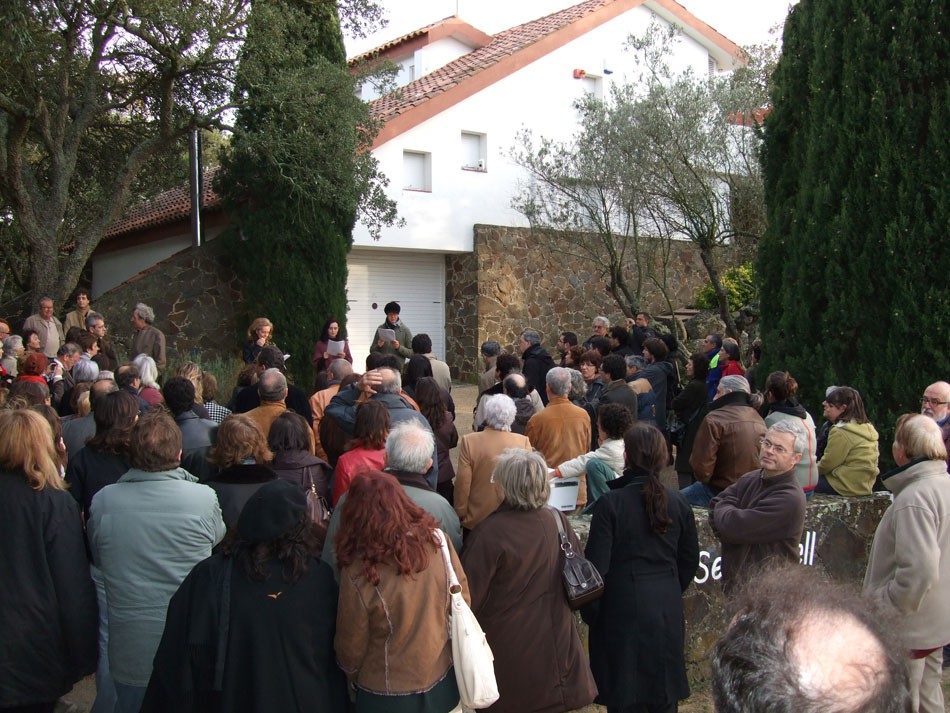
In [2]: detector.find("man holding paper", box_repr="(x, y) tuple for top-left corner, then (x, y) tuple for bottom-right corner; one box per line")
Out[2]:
(370, 301), (413, 368)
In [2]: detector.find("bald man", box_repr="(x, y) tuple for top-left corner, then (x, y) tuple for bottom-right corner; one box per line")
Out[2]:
(921, 381), (950, 473)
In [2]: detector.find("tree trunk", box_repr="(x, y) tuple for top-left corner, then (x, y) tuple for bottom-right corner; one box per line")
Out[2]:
(698, 247), (739, 340)
(607, 264), (640, 318)
(27, 227), (64, 306)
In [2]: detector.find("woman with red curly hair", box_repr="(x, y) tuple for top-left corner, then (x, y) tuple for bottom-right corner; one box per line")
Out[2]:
(334, 472), (469, 713)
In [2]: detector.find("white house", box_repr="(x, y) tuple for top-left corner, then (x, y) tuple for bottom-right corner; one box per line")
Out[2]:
(93, 0), (742, 370)
(343, 0), (741, 366)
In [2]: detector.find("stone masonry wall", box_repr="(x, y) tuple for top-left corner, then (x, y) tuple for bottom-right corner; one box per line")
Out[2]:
(446, 224), (719, 381)
(92, 239), (245, 367)
(568, 493), (891, 687)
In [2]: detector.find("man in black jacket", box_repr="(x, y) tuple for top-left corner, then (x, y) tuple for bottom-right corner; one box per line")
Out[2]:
(518, 329), (555, 405)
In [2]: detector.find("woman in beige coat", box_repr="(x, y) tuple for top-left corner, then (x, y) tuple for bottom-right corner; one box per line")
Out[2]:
(454, 394), (530, 530)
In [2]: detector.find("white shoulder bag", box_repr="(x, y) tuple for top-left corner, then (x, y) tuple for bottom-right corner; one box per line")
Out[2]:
(435, 530), (500, 710)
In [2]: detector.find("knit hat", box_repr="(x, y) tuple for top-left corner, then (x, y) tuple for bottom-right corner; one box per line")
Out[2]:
(237, 479), (307, 544)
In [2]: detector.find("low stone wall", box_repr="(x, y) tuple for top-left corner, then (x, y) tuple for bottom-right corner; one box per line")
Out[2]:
(445, 224), (723, 382)
(92, 240), (245, 366)
(567, 493), (891, 686)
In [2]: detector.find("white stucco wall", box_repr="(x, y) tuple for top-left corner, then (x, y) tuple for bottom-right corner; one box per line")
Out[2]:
(352, 5), (719, 253)
(91, 225), (226, 298)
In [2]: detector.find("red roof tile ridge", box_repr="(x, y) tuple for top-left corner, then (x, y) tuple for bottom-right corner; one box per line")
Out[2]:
(369, 0), (613, 123)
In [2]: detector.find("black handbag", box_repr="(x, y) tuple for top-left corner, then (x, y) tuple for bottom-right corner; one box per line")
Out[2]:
(549, 508), (604, 609)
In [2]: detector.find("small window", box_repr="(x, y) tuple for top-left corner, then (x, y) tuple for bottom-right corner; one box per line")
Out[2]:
(403, 150), (431, 191)
(581, 74), (603, 100)
(708, 55), (718, 76)
(461, 132), (487, 171)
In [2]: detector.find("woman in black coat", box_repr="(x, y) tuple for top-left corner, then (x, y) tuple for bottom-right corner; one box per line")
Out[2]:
(583, 422), (699, 713)
(0, 409), (97, 712)
(671, 354), (710, 489)
(143, 479), (346, 713)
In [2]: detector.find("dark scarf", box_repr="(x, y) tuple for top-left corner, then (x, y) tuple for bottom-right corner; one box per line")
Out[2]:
(768, 399), (807, 419)
(709, 390), (752, 411)
(383, 467), (435, 492)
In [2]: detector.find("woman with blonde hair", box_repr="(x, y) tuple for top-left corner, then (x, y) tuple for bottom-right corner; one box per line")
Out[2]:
(175, 361), (211, 419)
(205, 414), (277, 529)
(176, 361), (204, 401)
(243, 317), (276, 364)
(0, 408), (97, 712)
(460, 448), (597, 713)
(335, 471), (468, 713)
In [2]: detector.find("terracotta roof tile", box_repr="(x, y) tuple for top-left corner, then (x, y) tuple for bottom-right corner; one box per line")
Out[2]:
(369, 0), (614, 123)
(104, 167), (221, 239)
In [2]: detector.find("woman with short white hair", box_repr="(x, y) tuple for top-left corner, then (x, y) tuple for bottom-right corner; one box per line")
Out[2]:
(453, 395), (530, 530)
(482, 392), (516, 431)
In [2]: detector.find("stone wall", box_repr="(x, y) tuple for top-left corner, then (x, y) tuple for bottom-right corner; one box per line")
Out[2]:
(92, 239), (245, 366)
(445, 224), (718, 382)
(568, 493), (891, 686)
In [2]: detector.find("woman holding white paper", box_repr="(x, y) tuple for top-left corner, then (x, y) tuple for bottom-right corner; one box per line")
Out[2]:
(312, 317), (353, 375)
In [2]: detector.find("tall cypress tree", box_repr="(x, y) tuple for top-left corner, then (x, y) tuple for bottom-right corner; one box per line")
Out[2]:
(759, 0), (950, 452)
(217, 0), (394, 384)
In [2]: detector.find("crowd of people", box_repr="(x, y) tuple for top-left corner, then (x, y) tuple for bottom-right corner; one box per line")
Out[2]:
(1, 295), (948, 713)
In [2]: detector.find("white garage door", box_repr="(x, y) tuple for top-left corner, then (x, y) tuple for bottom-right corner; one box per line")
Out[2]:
(346, 248), (446, 370)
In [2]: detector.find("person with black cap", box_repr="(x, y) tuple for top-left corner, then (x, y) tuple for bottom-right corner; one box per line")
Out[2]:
(369, 300), (413, 368)
(142, 478), (347, 713)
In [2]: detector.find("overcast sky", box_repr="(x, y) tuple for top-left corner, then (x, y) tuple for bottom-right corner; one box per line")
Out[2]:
(345, 0), (798, 57)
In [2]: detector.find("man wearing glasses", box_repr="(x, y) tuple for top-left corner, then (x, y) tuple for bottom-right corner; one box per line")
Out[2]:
(582, 315), (609, 349)
(920, 382), (950, 473)
(708, 420), (808, 593)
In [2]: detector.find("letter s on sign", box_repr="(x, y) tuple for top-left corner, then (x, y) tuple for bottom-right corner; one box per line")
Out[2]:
(694, 550), (711, 585)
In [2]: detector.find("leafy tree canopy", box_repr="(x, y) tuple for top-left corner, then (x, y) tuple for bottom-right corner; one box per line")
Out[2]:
(0, 0), (387, 309)
(215, 0), (398, 384)
(511, 24), (770, 335)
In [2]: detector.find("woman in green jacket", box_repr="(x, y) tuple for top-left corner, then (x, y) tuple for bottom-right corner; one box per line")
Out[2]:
(816, 387), (880, 496)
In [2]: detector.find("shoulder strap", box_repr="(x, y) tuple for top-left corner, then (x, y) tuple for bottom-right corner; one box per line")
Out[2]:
(435, 529), (461, 591)
(547, 507), (576, 559)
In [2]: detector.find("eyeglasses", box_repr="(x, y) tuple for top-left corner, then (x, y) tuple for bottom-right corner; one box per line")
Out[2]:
(759, 438), (790, 455)
(921, 397), (950, 407)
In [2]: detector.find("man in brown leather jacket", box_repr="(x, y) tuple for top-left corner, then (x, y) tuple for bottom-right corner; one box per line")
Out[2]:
(682, 375), (766, 507)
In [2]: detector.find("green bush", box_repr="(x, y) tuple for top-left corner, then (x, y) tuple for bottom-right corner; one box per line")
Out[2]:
(693, 262), (756, 312)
